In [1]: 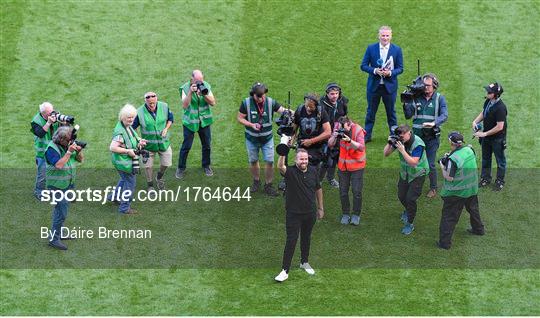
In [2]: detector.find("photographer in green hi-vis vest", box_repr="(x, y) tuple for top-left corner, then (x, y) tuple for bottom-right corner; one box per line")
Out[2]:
(437, 131), (485, 250)
(132, 92), (174, 191)
(176, 69), (217, 179)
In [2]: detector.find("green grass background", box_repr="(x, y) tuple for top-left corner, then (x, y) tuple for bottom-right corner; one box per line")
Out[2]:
(1, 0), (539, 315)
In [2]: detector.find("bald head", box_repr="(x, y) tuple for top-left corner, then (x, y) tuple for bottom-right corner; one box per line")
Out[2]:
(192, 69), (204, 82)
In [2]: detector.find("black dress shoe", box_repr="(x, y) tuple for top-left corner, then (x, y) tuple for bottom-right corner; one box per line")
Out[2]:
(466, 228), (485, 236)
(48, 240), (68, 250)
(436, 241), (450, 250)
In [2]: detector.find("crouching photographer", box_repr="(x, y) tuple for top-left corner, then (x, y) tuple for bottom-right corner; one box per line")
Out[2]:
(109, 104), (148, 215)
(44, 126), (84, 250)
(328, 116), (366, 226)
(437, 131), (484, 250)
(384, 124), (429, 235)
(402, 73), (448, 198)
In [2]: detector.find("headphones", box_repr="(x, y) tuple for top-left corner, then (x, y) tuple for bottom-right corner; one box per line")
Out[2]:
(249, 82), (268, 97)
(491, 82), (504, 97)
(325, 82), (341, 93)
(422, 73), (439, 89)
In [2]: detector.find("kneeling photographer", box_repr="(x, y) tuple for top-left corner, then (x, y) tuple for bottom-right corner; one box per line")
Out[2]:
(44, 126), (84, 250)
(292, 93), (331, 169)
(383, 124), (429, 235)
(328, 116), (366, 226)
(109, 104), (148, 215)
(402, 73), (448, 198)
(437, 131), (484, 250)
(319, 83), (349, 188)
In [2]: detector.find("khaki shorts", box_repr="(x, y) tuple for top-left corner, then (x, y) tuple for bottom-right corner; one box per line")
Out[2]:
(144, 146), (173, 168)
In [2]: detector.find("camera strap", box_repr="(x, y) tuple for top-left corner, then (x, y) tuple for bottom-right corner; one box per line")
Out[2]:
(122, 125), (137, 149)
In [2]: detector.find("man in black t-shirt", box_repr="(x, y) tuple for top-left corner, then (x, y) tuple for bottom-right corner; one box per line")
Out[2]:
(292, 93), (332, 167)
(473, 82), (508, 191)
(274, 148), (324, 282)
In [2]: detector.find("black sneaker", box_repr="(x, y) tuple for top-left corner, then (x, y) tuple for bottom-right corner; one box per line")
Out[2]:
(479, 179), (490, 187)
(175, 168), (185, 179)
(48, 240), (68, 250)
(493, 180), (504, 191)
(250, 180), (260, 193)
(264, 183), (279, 197)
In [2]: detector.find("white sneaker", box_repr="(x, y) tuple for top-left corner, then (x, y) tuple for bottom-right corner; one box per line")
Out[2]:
(275, 269), (288, 282)
(300, 262), (315, 275)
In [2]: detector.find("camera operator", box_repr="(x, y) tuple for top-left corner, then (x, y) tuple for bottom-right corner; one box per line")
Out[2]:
(30, 102), (59, 200)
(237, 82), (285, 196)
(319, 83), (349, 188)
(328, 116), (366, 226)
(176, 69), (216, 179)
(383, 124), (429, 235)
(132, 92), (174, 191)
(403, 73), (448, 198)
(109, 104), (148, 214)
(275, 148), (324, 282)
(472, 82), (508, 191)
(437, 131), (484, 250)
(44, 126), (84, 250)
(292, 93), (331, 169)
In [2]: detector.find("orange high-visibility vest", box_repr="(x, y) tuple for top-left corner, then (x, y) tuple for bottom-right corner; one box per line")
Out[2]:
(337, 123), (366, 171)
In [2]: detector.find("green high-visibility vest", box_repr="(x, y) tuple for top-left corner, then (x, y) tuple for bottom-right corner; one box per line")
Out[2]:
(180, 81), (214, 132)
(412, 92), (440, 137)
(31, 112), (58, 158)
(441, 146), (479, 198)
(111, 121), (139, 173)
(398, 135), (430, 183)
(137, 102), (171, 152)
(243, 96), (275, 143)
(45, 142), (76, 190)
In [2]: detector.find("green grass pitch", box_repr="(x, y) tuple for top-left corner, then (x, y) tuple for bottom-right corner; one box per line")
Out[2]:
(1, 0), (539, 315)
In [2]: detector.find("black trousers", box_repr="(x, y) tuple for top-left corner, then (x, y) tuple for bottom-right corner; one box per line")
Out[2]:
(397, 175), (426, 224)
(281, 212), (316, 272)
(439, 195), (484, 249)
(338, 169), (364, 215)
(481, 137), (506, 183)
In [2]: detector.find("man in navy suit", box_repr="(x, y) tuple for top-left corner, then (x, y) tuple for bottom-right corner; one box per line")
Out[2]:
(360, 25), (404, 142)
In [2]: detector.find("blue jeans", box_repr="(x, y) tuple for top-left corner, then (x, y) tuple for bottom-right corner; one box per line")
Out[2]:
(49, 185), (73, 243)
(178, 125), (211, 169)
(481, 137), (506, 183)
(34, 157), (46, 199)
(245, 138), (274, 163)
(109, 170), (136, 213)
(364, 85), (397, 139)
(424, 137), (440, 190)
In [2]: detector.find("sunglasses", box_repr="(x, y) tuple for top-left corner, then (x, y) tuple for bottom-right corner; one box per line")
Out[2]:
(145, 95), (156, 99)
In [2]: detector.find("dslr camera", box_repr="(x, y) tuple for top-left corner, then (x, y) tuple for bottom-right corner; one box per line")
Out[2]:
(51, 111), (75, 124)
(132, 148), (150, 174)
(195, 81), (209, 96)
(400, 76), (425, 105)
(70, 125), (87, 149)
(438, 153), (451, 166)
(387, 125), (404, 149)
(275, 110), (295, 156)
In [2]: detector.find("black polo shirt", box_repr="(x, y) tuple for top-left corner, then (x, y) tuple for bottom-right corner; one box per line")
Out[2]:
(482, 98), (507, 139)
(284, 164), (321, 215)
